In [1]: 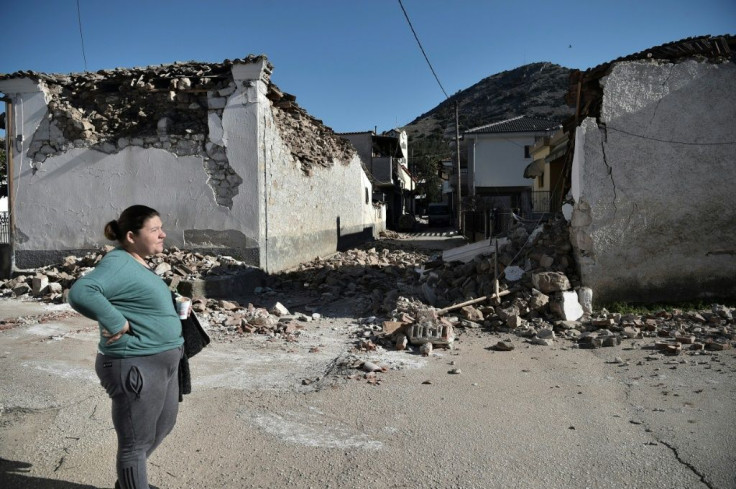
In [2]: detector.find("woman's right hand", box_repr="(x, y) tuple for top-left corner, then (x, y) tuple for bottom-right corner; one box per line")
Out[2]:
(103, 321), (130, 345)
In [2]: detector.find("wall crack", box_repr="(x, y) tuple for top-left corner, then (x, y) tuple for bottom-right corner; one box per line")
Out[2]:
(598, 122), (618, 218)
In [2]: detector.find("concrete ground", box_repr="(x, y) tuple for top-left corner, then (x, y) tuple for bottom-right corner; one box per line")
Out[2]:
(1, 232), (735, 488)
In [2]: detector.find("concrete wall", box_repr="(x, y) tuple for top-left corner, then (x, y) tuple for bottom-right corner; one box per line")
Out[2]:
(569, 59), (736, 304)
(469, 134), (536, 188)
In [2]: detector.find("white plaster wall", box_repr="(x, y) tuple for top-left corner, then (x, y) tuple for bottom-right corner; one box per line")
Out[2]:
(471, 134), (535, 188)
(2, 61), (381, 272)
(1, 68), (267, 267)
(11, 146), (238, 249)
(569, 59), (736, 304)
(263, 116), (378, 271)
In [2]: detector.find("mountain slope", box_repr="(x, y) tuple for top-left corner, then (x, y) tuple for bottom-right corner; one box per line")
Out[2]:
(404, 62), (574, 139)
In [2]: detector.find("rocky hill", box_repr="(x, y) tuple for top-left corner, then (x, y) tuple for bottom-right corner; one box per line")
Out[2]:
(403, 62), (574, 140)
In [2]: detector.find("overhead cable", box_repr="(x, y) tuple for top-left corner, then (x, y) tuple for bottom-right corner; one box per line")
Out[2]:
(76, 0), (88, 72)
(397, 0), (449, 99)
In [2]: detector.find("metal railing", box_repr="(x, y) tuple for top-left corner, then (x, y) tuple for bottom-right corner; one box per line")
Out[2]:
(0, 212), (8, 243)
(531, 191), (552, 213)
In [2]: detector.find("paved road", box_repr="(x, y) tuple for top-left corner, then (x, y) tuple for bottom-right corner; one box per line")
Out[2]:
(1, 296), (734, 489)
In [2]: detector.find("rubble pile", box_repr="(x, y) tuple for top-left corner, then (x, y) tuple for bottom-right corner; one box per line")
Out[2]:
(1, 219), (733, 356)
(3, 55), (356, 208)
(191, 298), (321, 342)
(267, 242), (432, 310)
(0, 245), (251, 301)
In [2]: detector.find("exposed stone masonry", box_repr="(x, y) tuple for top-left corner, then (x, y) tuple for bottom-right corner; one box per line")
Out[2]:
(268, 85), (356, 175)
(2, 54), (357, 208)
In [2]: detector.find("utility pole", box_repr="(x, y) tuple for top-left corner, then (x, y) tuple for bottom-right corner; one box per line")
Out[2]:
(455, 101), (461, 231)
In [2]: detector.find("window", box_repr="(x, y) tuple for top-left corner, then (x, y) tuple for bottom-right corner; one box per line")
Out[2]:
(365, 187), (369, 204)
(524, 145), (531, 158)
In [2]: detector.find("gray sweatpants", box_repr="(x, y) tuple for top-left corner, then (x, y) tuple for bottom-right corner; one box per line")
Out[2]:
(96, 346), (183, 489)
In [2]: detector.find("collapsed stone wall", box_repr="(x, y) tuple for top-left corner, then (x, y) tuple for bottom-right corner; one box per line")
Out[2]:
(3, 55), (356, 209)
(268, 85), (356, 175)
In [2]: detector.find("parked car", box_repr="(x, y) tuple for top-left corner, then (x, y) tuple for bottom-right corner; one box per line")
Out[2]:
(427, 203), (452, 227)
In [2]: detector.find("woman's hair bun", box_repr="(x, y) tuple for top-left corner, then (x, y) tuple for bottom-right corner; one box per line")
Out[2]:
(103, 220), (121, 241)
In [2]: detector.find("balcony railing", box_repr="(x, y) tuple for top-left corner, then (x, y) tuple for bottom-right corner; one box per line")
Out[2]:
(531, 191), (552, 214)
(0, 212), (9, 243)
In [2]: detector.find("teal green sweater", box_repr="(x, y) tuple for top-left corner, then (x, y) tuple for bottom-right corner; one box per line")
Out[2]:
(68, 248), (183, 357)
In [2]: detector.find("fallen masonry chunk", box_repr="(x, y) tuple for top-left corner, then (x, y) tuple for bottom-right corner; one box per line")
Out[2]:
(382, 321), (405, 336)
(270, 302), (290, 316)
(408, 322), (455, 347)
(491, 341), (514, 351)
(395, 334), (408, 350)
(32, 276), (49, 296)
(706, 341), (732, 351)
(420, 342), (433, 356)
(460, 305), (484, 322)
(655, 341), (682, 354)
(361, 361), (386, 373)
(550, 291), (584, 321)
(531, 271), (571, 293)
(675, 335), (695, 344)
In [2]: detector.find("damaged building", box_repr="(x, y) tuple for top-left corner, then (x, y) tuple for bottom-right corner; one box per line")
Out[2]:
(0, 55), (385, 273)
(565, 35), (736, 304)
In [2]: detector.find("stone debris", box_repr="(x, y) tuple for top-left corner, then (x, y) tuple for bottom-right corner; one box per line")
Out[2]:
(3, 56), (357, 208)
(1, 217), (733, 370)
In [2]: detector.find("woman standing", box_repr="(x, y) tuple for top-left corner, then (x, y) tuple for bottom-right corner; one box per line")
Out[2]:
(69, 205), (183, 489)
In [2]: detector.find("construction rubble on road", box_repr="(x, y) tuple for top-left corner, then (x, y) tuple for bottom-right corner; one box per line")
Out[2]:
(1, 218), (733, 369)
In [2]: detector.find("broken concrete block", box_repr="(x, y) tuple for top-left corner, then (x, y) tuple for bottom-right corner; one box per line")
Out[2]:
(32, 276), (49, 296)
(420, 342), (433, 356)
(497, 305), (520, 321)
(270, 302), (290, 316)
(506, 315), (523, 329)
(460, 305), (484, 322)
(408, 322), (454, 346)
(623, 326), (641, 339)
(382, 321), (405, 336)
(675, 334), (696, 344)
(12, 283), (31, 296)
(592, 318), (616, 328)
(706, 341), (732, 351)
(395, 334), (408, 350)
(47, 282), (63, 294)
(154, 262), (172, 276)
(532, 337), (554, 346)
(531, 271), (571, 293)
(576, 287), (593, 314)
(491, 340), (514, 351)
(550, 291), (584, 321)
(529, 288), (549, 310)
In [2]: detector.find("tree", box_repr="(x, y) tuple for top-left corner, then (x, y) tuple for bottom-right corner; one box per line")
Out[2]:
(408, 135), (451, 208)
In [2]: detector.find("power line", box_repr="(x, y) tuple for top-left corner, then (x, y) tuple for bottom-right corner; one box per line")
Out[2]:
(607, 125), (736, 146)
(76, 0), (88, 72)
(397, 0), (449, 99)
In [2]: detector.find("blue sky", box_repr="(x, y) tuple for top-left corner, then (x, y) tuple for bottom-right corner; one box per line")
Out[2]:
(1, 0), (734, 134)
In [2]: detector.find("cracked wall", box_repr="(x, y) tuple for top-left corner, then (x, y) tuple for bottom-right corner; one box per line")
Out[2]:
(569, 59), (736, 304)
(0, 56), (384, 271)
(12, 60), (253, 209)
